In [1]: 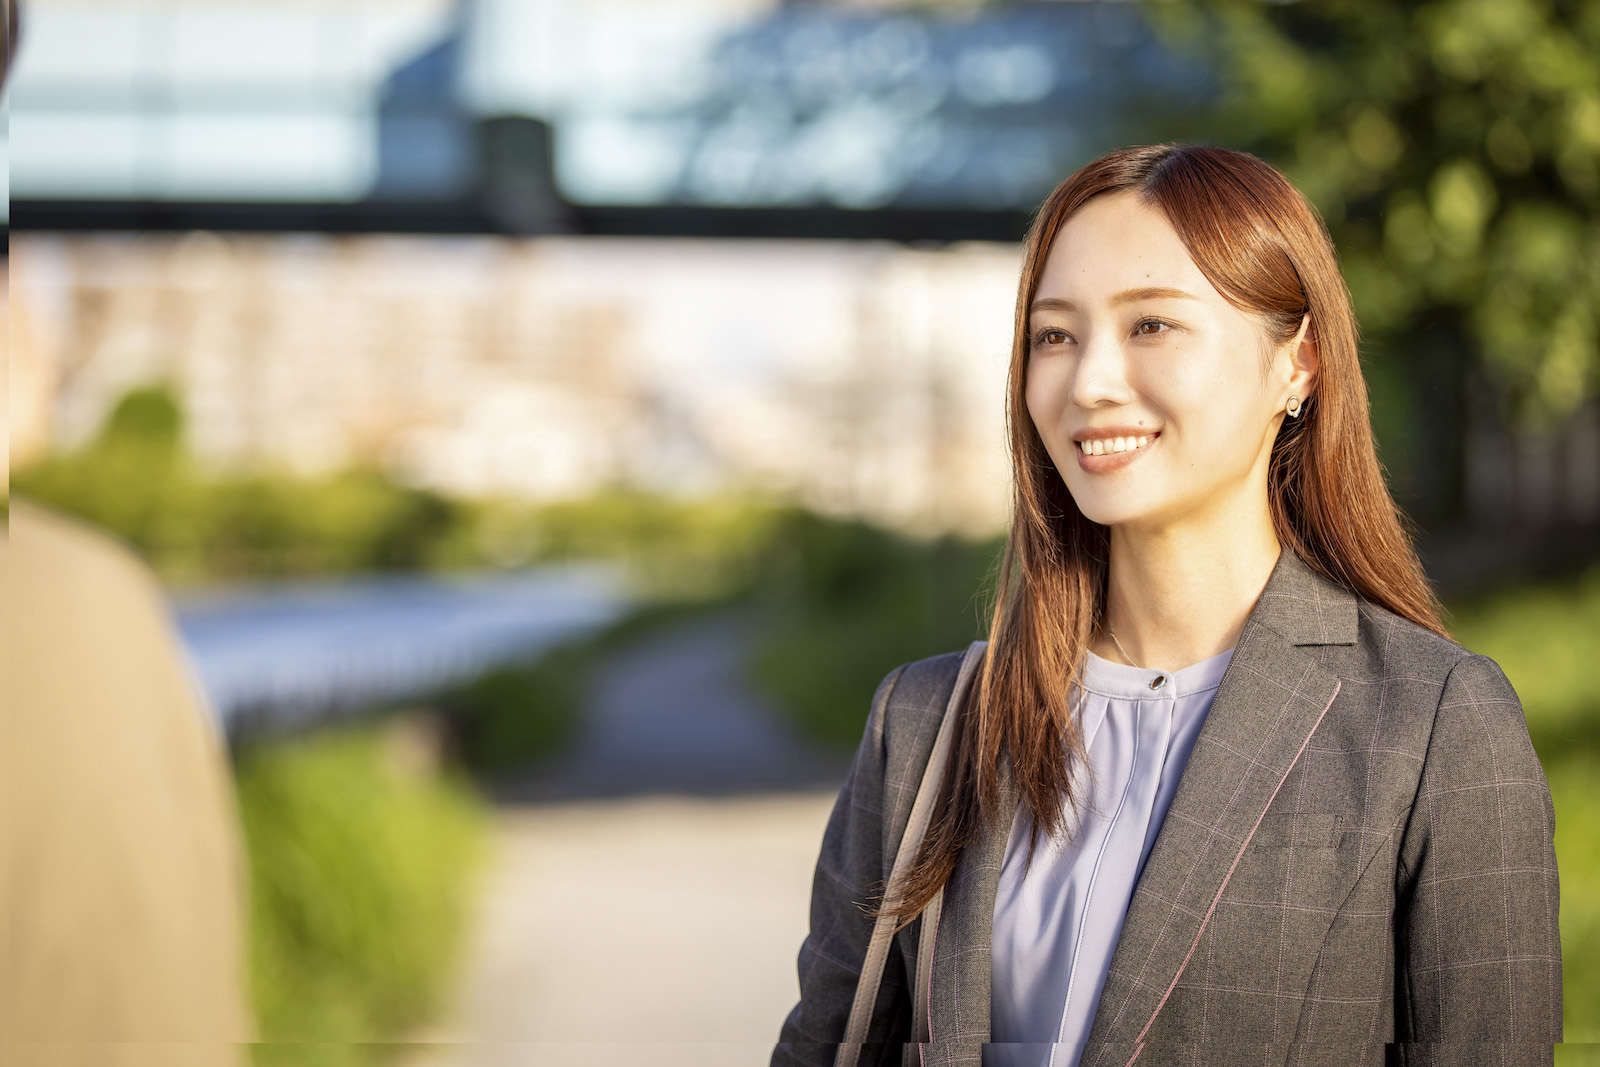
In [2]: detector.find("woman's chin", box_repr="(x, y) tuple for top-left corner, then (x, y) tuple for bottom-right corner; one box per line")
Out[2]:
(1064, 472), (1158, 522)
(1069, 496), (1152, 530)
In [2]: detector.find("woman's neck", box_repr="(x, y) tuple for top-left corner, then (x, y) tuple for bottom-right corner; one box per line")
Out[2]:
(1096, 507), (1282, 673)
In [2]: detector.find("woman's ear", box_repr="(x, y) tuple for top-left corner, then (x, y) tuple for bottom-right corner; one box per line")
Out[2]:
(1288, 312), (1319, 401)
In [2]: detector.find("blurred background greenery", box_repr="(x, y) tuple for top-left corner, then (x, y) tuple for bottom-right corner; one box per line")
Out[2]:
(1153, 0), (1600, 527)
(7, 0), (1596, 1056)
(237, 723), (487, 1067)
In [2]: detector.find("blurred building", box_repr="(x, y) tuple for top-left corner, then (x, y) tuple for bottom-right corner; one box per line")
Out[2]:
(11, 0), (1593, 547)
(10, 232), (1019, 534)
(9, 0), (1207, 227)
(6, 0), (1208, 537)
(8, 0), (452, 209)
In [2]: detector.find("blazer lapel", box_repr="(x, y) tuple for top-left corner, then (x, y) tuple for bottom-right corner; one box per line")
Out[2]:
(923, 762), (1018, 1065)
(1080, 550), (1356, 1066)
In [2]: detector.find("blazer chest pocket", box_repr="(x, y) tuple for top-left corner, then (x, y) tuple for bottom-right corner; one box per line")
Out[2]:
(1248, 812), (1343, 849)
(1227, 813), (1354, 912)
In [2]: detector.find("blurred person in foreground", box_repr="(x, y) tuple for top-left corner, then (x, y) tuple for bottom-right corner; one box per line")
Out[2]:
(775, 145), (1560, 1066)
(2, 4), (252, 1064)
(4, 502), (252, 1066)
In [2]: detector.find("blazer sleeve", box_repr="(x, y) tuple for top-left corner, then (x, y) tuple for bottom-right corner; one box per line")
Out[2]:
(773, 665), (913, 1067)
(1393, 652), (1563, 1053)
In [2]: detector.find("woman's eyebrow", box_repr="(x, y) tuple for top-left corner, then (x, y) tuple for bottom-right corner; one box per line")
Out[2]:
(1113, 286), (1199, 305)
(1030, 287), (1199, 315)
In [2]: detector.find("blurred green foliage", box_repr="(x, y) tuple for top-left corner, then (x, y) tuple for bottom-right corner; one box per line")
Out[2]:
(1449, 565), (1599, 753)
(746, 513), (1002, 747)
(1557, 1040), (1600, 1066)
(1151, 0), (1599, 526)
(235, 723), (487, 1067)
(13, 386), (794, 589)
(14, 387), (463, 583)
(460, 490), (791, 598)
(1448, 563), (1600, 1040)
(1160, 0), (1599, 423)
(436, 655), (587, 776)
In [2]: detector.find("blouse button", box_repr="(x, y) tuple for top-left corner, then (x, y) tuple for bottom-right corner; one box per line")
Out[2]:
(1150, 675), (1167, 690)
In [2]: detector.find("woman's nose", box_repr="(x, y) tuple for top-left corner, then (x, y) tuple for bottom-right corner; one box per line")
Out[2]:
(1067, 330), (1136, 409)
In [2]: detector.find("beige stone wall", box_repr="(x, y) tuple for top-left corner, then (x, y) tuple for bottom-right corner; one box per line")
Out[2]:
(10, 233), (1020, 534)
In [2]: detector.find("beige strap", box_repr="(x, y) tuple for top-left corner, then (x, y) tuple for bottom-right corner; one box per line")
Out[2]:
(912, 884), (944, 1042)
(836, 641), (985, 1067)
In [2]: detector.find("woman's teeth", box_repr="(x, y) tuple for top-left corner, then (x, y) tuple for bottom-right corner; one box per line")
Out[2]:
(1078, 435), (1153, 457)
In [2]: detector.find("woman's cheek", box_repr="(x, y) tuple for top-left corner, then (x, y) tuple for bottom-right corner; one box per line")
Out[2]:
(1024, 363), (1066, 439)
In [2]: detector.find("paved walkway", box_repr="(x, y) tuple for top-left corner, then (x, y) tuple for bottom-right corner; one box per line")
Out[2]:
(404, 616), (854, 1067)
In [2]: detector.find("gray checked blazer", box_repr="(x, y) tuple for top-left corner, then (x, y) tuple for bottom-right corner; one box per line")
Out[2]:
(773, 549), (1562, 1067)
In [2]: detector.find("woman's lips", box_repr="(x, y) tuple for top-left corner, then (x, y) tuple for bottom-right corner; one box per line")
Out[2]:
(1074, 432), (1158, 474)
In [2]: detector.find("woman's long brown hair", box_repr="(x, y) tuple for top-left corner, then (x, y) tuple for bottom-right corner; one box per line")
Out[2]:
(886, 144), (1446, 923)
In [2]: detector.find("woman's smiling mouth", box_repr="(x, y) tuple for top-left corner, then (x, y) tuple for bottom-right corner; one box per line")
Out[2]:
(1073, 431), (1159, 473)
(1076, 434), (1155, 456)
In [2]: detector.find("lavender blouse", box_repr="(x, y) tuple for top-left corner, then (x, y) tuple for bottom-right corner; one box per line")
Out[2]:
(988, 646), (1236, 1067)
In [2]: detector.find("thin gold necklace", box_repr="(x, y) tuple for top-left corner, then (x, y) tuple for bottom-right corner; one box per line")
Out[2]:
(1107, 628), (1143, 670)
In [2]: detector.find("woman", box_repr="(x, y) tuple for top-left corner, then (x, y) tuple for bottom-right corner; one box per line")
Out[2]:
(773, 145), (1562, 1067)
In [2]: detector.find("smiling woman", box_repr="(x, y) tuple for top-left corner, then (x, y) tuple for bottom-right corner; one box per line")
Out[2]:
(773, 145), (1562, 1067)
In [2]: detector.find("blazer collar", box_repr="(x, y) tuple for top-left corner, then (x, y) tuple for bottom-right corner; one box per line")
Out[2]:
(1243, 549), (1359, 648)
(922, 550), (1359, 1064)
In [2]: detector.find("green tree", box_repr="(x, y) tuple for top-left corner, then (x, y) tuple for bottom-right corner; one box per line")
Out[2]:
(14, 385), (468, 581)
(1153, 0), (1600, 525)
(99, 385), (186, 452)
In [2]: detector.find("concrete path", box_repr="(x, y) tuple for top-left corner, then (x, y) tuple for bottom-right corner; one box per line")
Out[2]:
(405, 793), (836, 1067)
(404, 615), (856, 1066)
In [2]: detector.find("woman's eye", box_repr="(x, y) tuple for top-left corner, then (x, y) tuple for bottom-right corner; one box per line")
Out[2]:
(1033, 328), (1070, 347)
(1134, 319), (1171, 337)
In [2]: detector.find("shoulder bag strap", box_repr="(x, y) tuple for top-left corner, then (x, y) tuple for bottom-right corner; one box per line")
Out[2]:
(836, 640), (986, 1067)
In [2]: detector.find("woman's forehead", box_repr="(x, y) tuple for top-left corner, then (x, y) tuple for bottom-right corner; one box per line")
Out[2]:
(1034, 192), (1222, 308)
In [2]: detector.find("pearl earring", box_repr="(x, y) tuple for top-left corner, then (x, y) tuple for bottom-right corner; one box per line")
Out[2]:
(1286, 395), (1303, 418)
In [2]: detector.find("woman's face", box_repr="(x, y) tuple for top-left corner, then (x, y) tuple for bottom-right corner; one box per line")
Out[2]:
(1025, 191), (1314, 533)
